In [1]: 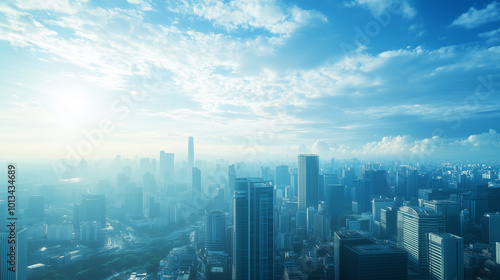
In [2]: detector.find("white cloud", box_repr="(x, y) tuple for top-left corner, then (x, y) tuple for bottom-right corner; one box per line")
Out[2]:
(347, 0), (416, 19)
(171, 0), (326, 35)
(452, 1), (500, 29)
(454, 129), (500, 148)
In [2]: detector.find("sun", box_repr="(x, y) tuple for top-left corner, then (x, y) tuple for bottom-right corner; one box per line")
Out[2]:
(48, 90), (93, 125)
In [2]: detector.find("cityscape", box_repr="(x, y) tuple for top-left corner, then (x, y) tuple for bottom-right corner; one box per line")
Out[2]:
(2, 141), (500, 279)
(2, 0), (500, 280)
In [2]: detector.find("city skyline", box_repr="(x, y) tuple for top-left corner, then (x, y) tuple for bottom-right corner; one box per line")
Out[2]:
(1, 0), (500, 162)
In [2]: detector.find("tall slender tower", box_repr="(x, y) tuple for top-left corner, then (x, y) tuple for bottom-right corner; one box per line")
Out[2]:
(188, 136), (194, 171)
(298, 154), (319, 211)
(233, 178), (274, 280)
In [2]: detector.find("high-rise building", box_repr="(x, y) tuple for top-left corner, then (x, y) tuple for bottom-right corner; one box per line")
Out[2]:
(307, 206), (317, 234)
(0, 228), (27, 280)
(160, 151), (175, 181)
(193, 167), (202, 195)
(206, 210), (226, 252)
(159, 151), (167, 181)
(428, 232), (464, 280)
(298, 154), (319, 211)
(334, 231), (374, 280)
(362, 170), (388, 196)
(372, 198), (394, 238)
(397, 206), (445, 273)
(275, 165), (290, 187)
(233, 178), (274, 280)
(406, 169), (419, 199)
(481, 213), (500, 243)
(325, 184), (344, 230)
(343, 244), (408, 280)
(228, 165), (236, 193)
(353, 179), (370, 214)
(422, 200), (462, 236)
(188, 136), (194, 171)
(381, 206), (398, 240)
(79, 194), (106, 227)
(486, 186), (500, 213)
(314, 212), (331, 242)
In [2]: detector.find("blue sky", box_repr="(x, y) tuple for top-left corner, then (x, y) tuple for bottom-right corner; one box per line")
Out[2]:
(1, 0), (500, 162)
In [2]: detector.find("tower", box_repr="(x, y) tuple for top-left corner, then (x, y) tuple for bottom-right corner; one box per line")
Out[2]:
(206, 210), (226, 252)
(193, 167), (202, 196)
(298, 154), (319, 211)
(188, 136), (194, 172)
(233, 178), (274, 280)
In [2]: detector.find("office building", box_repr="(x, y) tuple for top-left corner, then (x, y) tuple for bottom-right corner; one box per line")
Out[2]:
(481, 213), (500, 243)
(381, 206), (398, 240)
(206, 210), (226, 252)
(422, 200), (462, 236)
(298, 154), (319, 211)
(397, 206), (445, 273)
(343, 244), (408, 280)
(362, 170), (389, 196)
(0, 228), (27, 280)
(334, 231), (374, 280)
(160, 151), (175, 181)
(233, 178), (274, 280)
(79, 194), (106, 227)
(275, 165), (290, 187)
(228, 165), (236, 192)
(193, 167), (201, 195)
(428, 232), (464, 280)
(188, 136), (194, 171)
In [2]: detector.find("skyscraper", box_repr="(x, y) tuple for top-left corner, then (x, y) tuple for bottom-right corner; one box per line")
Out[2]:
(481, 213), (500, 243)
(79, 194), (106, 227)
(0, 228), (27, 280)
(275, 165), (290, 187)
(362, 170), (388, 196)
(188, 136), (194, 171)
(298, 154), (319, 211)
(428, 232), (464, 280)
(193, 167), (202, 196)
(228, 165), (236, 193)
(233, 178), (274, 280)
(397, 206), (445, 273)
(206, 210), (226, 252)
(422, 200), (461, 236)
